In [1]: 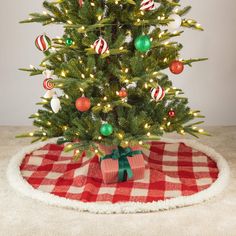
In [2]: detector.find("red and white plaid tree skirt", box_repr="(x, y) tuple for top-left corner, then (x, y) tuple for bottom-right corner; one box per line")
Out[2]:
(19, 141), (220, 203)
(7, 139), (229, 213)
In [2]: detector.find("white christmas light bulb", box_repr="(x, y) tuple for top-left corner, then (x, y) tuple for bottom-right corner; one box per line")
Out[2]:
(51, 95), (61, 113)
(168, 14), (182, 30)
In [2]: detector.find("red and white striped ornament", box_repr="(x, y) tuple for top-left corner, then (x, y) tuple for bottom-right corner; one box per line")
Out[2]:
(150, 86), (165, 101)
(43, 78), (54, 90)
(140, 0), (155, 11)
(93, 37), (109, 54)
(35, 34), (51, 52)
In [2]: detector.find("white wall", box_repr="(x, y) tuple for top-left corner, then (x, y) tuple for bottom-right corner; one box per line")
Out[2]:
(0, 0), (235, 126)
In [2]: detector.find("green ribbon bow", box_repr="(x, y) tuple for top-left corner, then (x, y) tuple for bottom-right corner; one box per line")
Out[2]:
(101, 146), (142, 182)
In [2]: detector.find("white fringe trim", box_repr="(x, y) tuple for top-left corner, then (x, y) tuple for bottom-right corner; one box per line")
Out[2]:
(7, 138), (230, 214)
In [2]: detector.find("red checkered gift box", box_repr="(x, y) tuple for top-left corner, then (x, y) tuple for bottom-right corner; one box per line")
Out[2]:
(99, 145), (145, 184)
(20, 141), (219, 203)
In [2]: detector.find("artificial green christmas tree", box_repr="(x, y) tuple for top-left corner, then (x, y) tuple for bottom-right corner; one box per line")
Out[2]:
(19, 0), (207, 159)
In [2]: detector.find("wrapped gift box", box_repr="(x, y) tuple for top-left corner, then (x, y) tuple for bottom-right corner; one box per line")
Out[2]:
(100, 145), (145, 184)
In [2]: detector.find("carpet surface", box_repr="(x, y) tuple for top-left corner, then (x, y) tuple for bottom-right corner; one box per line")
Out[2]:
(1, 126), (236, 235)
(20, 141), (218, 203)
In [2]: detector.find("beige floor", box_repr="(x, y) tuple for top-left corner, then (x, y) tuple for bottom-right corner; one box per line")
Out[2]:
(0, 126), (236, 236)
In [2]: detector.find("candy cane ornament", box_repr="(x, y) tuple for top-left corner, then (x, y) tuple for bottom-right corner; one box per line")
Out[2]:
(93, 37), (109, 54)
(150, 86), (166, 101)
(35, 34), (51, 52)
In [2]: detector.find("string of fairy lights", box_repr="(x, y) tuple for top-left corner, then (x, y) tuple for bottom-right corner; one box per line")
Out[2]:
(24, 0), (206, 143)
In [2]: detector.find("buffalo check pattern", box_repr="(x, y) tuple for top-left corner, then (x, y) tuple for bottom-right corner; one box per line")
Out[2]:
(20, 141), (219, 203)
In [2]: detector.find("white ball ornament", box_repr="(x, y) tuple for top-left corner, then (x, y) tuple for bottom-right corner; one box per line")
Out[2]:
(168, 14), (182, 30)
(51, 94), (61, 113)
(151, 86), (165, 102)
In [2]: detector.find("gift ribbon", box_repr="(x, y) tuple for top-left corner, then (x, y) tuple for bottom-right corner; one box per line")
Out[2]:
(101, 146), (142, 182)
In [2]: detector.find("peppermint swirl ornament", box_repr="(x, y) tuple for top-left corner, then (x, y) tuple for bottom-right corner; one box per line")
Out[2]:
(35, 34), (51, 52)
(43, 78), (54, 90)
(140, 0), (155, 11)
(93, 37), (109, 54)
(151, 86), (165, 101)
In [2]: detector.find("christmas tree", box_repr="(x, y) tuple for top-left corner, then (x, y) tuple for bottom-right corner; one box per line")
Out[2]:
(19, 0), (207, 158)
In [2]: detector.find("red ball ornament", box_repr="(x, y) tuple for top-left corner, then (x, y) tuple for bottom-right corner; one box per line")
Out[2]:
(118, 88), (127, 98)
(169, 60), (184, 75)
(168, 110), (176, 118)
(75, 96), (91, 112)
(43, 78), (54, 90)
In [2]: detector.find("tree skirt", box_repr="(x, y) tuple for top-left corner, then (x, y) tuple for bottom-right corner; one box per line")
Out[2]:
(7, 138), (229, 214)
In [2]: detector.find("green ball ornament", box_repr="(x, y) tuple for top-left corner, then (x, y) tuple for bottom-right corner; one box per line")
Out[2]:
(134, 35), (151, 53)
(66, 38), (73, 46)
(100, 123), (113, 136)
